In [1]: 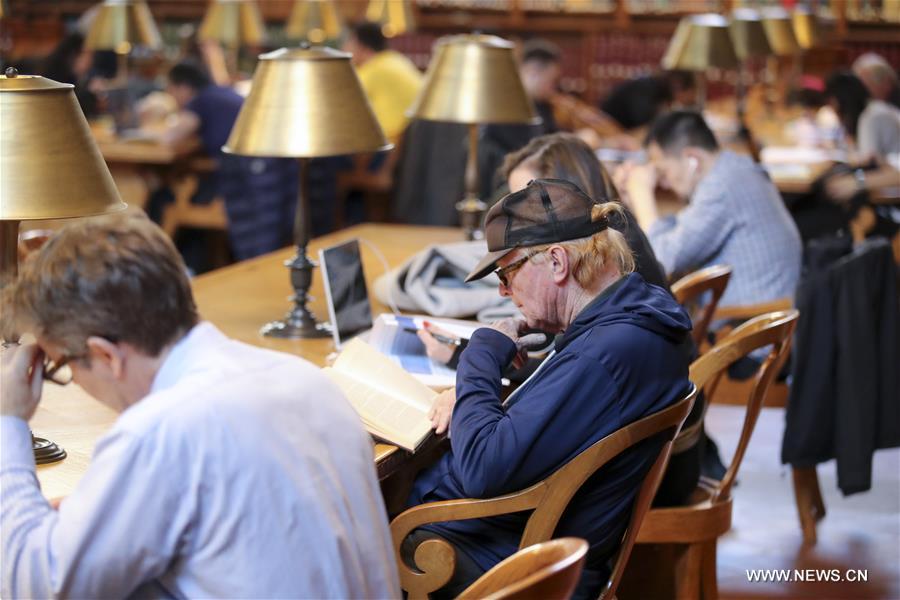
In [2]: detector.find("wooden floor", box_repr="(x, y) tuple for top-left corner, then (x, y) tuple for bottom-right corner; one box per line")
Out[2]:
(706, 404), (900, 600)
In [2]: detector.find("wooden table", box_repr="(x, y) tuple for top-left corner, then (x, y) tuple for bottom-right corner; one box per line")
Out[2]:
(92, 126), (203, 210)
(33, 223), (465, 501)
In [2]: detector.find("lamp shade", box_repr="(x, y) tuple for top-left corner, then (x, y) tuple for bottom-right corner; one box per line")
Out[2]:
(286, 0), (343, 43)
(792, 8), (820, 50)
(223, 47), (390, 158)
(729, 9), (772, 61)
(365, 0), (415, 38)
(199, 0), (266, 47)
(408, 34), (539, 125)
(84, 0), (161, 52)
(662, 14), (739, 71)
(0, 72), (125, 220)
(761, 7), (800, 56)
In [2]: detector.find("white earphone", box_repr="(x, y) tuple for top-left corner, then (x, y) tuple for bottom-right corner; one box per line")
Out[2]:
(687, 156), (699, 177)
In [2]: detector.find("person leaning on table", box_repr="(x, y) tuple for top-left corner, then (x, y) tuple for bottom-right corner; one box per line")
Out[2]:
(404, 179), (693, 599)
(0, 212), (399, 599)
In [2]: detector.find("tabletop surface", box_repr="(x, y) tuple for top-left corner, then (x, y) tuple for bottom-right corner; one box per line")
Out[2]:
(33, 223), (465, 499)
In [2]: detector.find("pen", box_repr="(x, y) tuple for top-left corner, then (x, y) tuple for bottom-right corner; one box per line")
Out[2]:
(402, 327), (462, 346)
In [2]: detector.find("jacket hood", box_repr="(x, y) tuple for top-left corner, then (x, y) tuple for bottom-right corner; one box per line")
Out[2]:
(557, 273), (692, 351)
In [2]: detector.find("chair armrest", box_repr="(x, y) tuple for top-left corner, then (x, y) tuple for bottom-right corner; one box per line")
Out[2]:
(712, 298), (792, 322)
(391, 483), (548, 599)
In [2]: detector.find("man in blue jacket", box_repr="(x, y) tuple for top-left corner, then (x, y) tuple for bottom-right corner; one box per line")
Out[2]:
(405, 179), (693, 598)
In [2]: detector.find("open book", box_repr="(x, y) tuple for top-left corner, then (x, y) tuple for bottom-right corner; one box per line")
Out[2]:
(323, 338), (438, 452)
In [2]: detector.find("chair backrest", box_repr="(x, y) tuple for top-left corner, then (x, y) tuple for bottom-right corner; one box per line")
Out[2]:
(457, 537), (588, 600)
(689, 309), (799, 503)
(671, 265), (733, 349)
(520, 388), (697, 549)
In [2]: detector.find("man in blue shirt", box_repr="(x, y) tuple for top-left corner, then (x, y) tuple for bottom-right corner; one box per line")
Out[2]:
(619, 111), (802, 309)
(404, 179), (693, 598)
(0, 212), (399, 598)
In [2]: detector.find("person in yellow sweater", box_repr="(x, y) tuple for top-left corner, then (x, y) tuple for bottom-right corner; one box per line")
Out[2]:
(344, 21), (423, 143)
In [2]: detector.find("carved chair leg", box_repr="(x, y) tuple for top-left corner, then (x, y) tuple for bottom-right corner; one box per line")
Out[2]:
(792, 466), (826, 546)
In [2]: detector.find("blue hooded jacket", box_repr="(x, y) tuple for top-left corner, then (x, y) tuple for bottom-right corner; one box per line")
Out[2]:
(408, 272), (692, 594)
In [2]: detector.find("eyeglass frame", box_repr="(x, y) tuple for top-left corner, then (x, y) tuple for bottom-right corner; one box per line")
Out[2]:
(493, 249), (545, 287)
(43, 352), (86, 386)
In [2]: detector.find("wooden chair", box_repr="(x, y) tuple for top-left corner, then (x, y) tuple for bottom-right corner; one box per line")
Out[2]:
(705, 297), (793, 407)
(456, 537), (588, 600)
(160, 158), (228, 239)
(632, 309), (799, 600)
(670, 265), (733, 350)
(710, 299), (826, 546)
(390, 386), (698, 600)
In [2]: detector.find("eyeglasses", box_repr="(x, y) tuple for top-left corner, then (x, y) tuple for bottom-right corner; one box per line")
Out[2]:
(494, 250), (542, 287)
(43, 353), (82, 386)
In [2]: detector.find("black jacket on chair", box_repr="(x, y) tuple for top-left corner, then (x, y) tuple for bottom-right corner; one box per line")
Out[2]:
(783, 238), (900, 495)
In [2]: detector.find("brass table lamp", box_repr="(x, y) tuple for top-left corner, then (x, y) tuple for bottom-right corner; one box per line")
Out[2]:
(761, 6), (803, 107)
(662, 14), (738, 109)
(287, 0), (343, 44)
(729, 9), (772, 137)
(223, 46), (390, 338)
(0, 68), (126, 463)
(365, 0), (415, 38)
(199, 0), (266, 48)
(792, 8), (821, 51)
(84, 0), (162, 82)
(761, 6), (800, 57)
(408, 34), (539, 240)
(199, 0), (267, 80)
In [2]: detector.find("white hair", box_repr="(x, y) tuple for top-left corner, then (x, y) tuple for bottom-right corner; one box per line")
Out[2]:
(852, 53), (898, 86)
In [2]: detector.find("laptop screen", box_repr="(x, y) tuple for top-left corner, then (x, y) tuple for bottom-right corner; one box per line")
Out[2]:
(319, 239), (373, 349)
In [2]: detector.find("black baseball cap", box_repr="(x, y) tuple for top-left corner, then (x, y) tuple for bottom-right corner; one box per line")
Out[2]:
(466, 178), (612, 283)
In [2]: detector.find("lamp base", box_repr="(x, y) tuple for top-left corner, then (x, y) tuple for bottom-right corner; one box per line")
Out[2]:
(456, 197), (488, 241)
(33, 436), (66, 465)
(260, 314), (331, 339)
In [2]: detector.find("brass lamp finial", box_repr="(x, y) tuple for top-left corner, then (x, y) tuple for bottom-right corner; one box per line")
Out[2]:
(84, 0), (162, 51)
(199, 0), (267, 47)
(287, 0), (343, 44)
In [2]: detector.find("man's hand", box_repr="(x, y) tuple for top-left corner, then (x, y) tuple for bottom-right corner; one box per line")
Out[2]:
(825, 174), (858, 204)
(416, 322), (459, 365)
(428, 388), (456, 435)
(489, 318), (549, 369)
(0, 342), (44, 421)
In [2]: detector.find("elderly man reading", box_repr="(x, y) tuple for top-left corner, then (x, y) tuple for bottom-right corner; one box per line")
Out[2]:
(0, 213), (399, 599)
(405, 179), (693, 598)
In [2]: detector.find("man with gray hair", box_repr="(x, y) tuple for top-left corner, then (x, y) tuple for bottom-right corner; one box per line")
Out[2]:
(852, 52), (900, 108)
(1, 212), (399, 598)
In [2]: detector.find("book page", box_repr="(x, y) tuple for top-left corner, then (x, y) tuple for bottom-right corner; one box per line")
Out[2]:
(323, 368), (432, 452)
(332, 338), (437, 413)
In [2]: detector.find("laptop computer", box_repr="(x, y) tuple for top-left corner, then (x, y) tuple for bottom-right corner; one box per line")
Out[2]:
(318, 239), (475, 387)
